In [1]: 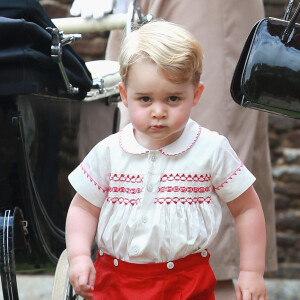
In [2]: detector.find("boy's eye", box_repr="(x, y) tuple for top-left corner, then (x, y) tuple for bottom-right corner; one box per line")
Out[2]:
(168, 96), (179, 102)
(140, 97), (151, 103)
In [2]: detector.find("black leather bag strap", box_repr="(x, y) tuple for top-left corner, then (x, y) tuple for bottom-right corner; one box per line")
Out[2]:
(282, 0), (300, 42)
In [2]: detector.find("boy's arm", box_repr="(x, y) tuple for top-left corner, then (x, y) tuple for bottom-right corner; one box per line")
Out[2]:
(227, 186), (268, 300)
(65, 193), (101, 299)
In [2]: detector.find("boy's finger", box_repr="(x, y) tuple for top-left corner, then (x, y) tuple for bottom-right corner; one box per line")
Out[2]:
(235, 286), (242, 300)
(74, 281), (94, 300)
(78, 276), (87, 286)
(252, 294), (258, 300)
(242, 290), (252, 300)
(79, 289), (94, 300)
(89, 268), (96, 290)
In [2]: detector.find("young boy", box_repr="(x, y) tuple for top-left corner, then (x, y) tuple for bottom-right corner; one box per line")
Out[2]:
(66, 20), (268, 300)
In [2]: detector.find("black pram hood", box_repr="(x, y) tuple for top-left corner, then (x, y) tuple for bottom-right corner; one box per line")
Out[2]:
(0, 0), (92, 100)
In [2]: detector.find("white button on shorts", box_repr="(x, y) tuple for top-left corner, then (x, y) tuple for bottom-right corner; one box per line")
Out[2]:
(99, 250), (104, 256)
(167, 262), (174, 269)
(113, 259), (119, 267)
(201, 250), (208, 257)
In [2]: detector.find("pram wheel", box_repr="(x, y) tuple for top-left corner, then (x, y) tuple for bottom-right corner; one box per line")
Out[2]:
(51, 249), (84, 300)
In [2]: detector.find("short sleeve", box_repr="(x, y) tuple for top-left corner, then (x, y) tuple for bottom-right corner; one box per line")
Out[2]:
(68, 141), (110, 207)
(211, 136), (256, 203)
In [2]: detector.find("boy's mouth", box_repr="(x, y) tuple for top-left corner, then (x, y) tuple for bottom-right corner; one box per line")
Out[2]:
(150, 125), (165, 130)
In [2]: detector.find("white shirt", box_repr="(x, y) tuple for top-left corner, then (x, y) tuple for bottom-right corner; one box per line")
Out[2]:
(69, 119), (255, 263)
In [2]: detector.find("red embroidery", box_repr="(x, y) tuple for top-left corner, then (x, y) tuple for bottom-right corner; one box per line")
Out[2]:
(108, 186), (143, 194)
(80, 163), (107, 192)
(106, 197), (141, 206)
(159, 124), (201, 156)
(214, 162), (244, 190)
(110, 174), (144, 183)
(119, 124), (201, 156)
(160, 174), (211, 182)
(158, 186), (211, 193)
(154, 196), (211, 204)
(119, 128), (149, 155)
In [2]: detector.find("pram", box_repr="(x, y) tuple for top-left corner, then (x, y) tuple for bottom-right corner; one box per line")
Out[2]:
(0, 1), (122, 299)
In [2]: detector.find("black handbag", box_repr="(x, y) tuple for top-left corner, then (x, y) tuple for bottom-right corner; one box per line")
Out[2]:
(231, 0), (300, 119)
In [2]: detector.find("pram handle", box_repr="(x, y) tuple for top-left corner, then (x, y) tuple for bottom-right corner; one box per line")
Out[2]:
(52, 13), (127, 33)
(52, 8), (153, 34)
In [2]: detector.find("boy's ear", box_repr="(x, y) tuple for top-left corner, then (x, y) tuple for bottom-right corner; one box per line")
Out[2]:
(118, 82), (128, 107)
(192, 82), (204, 107)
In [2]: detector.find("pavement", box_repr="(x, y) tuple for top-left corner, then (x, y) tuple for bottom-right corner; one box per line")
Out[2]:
(0, 275), (300, 299)
(0, 275), (54, 300)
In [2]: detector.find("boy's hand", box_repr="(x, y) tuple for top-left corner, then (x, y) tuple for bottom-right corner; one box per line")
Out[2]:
(235, 271), (268, 300)
(69, 255), (96, 300)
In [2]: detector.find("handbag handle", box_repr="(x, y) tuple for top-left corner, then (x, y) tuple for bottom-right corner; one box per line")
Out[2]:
(283, 0), (296, 20)
(282, 0), (300, 42)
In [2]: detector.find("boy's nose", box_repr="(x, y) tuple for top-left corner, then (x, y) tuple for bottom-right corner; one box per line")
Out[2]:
(151, 104), (166, 118)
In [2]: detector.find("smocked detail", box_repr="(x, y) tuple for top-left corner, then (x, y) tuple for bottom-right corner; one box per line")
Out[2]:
(160, 173), (211, 182)
(106, 197), (141, 205)
(110, 173), (144, 183)
(158, 186), (211, 193)
(154, 196), (211, 205)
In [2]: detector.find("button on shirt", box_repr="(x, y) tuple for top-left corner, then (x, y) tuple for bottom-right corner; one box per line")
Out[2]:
(68, 119), (255, 264)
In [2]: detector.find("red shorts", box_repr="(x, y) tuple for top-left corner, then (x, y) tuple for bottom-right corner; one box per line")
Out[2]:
(93, 250), (216, 300)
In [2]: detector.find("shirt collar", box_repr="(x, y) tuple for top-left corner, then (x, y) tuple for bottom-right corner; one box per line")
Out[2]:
(119, 118), (201, 156)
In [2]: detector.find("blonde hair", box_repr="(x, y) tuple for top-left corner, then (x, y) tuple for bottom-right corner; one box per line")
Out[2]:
(119, 20), (203, 86)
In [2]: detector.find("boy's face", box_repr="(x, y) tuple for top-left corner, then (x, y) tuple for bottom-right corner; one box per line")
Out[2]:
(119, 60), (204, 150)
